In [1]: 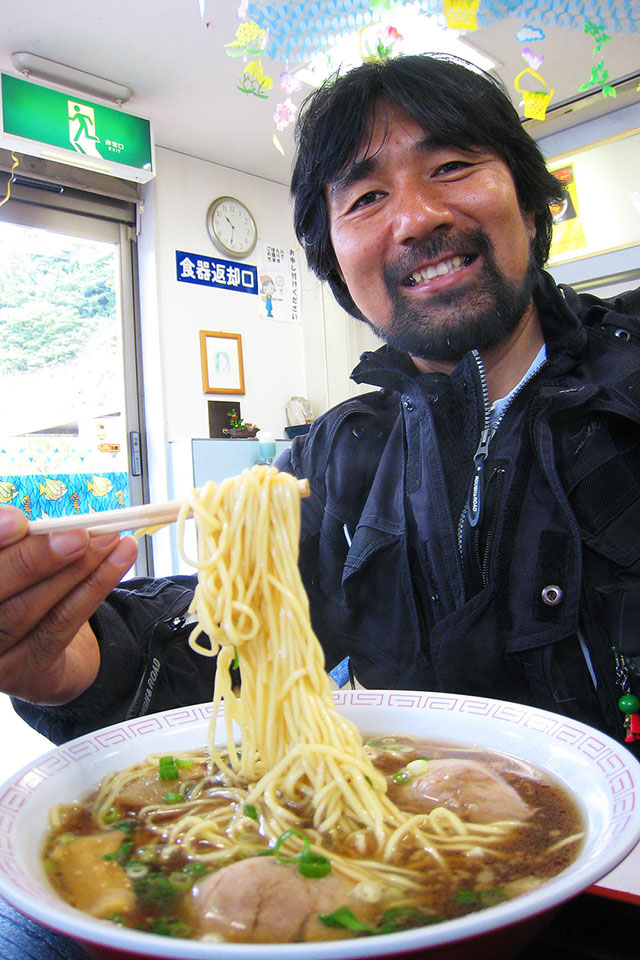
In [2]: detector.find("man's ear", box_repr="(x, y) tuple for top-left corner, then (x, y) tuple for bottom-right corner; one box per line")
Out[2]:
(524, 208), (537, 243)
(331, 257), (345, 283)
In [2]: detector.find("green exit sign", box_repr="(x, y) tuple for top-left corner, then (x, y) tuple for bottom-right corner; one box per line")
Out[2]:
(0, 73), (154, 182)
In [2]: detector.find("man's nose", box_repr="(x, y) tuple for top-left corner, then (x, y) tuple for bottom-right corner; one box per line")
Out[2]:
(390, 181), (454, 245)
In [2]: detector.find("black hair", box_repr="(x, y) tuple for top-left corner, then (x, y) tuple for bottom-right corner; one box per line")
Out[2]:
(291, 54), (566, 319)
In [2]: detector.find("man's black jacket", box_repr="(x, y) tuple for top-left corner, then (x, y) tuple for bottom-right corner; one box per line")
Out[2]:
(15, 271), (640, 747)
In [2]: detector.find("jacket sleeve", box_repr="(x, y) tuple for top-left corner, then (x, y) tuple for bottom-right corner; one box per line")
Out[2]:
(12, 574), (219, 745)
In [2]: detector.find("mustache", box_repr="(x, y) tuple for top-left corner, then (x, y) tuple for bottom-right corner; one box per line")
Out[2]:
(383, 228), (492, 289)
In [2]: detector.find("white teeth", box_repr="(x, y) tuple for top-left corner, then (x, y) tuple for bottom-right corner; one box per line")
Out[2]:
(410, 255), (465, 285)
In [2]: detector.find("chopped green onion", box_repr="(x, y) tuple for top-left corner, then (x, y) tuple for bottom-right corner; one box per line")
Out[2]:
(319, 906), (374, 933)
(125, 862), (150, 879)
(243, 804), (258, 820)
(163, 792), (184, 804)
(106, 913), (127, 926)
(273, 829), (331, 878)
(174, 757), (193, 770)
(135, 845), (157, 862)
(405, 758), (430, 776)
(113, 818), (138, 832)
(169, 871), (196, 891)
(298, 852), (331, 878)
(134, 872), (177, 909)
(102, 840), (133, 865)
(158, 756), (180, 781)
(103, 807), (121, 823)
(391, 770), (411, 784)
(454, 889), (507, 907)
(454, 890), (479, 903)
(150, 916), (190, 938)
(273, 828), (310, 864)
(232, 647), (239, 669)
(480, 889), (508, 907)
(319, 905), (440, 935)
(182, 861), (207, 876)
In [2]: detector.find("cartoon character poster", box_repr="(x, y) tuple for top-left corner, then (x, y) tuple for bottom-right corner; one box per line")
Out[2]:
(256, 242), (300, 323)
(548, 163), (588, 261)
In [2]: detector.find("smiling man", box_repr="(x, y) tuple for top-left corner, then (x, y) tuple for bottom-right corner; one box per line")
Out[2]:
(285, 55), (640, 745)
(1, 55), (640, 753)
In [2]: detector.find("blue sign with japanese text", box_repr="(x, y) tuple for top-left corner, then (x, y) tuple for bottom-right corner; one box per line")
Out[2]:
(176, 250), (258, 295)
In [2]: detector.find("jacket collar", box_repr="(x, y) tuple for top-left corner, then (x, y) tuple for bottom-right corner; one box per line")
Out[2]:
(350, 269), (587, 392)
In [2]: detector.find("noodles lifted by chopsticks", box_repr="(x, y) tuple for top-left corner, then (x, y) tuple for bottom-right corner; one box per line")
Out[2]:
(175, 465), (515, 874)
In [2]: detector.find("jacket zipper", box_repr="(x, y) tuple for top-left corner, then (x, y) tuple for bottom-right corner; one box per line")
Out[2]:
(458, 349), (547, 558)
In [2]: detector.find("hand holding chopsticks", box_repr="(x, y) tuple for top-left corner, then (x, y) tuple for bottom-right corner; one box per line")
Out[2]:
(27, 479), (310, 537)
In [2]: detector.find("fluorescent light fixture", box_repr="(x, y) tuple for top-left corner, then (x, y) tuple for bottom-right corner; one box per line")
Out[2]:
(296, 8), (498, 88)
(11, 52), (132, 104)
(39, 150), (113, 174)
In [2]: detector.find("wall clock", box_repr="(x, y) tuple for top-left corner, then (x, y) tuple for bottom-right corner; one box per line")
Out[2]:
(206, 196), (257, 259)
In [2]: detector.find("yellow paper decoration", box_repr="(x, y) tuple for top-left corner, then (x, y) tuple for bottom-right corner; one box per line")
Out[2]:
(443, 0), (481, 31)
(514, 68), (554, 121)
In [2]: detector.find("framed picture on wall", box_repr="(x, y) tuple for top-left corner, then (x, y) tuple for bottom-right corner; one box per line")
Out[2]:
(200, 330), (245, 395)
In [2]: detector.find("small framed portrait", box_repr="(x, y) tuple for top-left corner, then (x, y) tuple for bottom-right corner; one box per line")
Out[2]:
(200, 330), (245, 395)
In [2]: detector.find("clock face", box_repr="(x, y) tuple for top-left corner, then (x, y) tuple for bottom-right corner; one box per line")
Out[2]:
(207, 197), (257, 258)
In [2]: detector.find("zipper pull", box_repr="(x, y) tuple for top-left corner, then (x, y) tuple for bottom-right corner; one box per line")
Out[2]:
(467, 427), (492, 528)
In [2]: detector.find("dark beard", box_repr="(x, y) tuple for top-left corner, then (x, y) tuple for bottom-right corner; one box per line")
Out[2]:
(366, 228), (537, 364)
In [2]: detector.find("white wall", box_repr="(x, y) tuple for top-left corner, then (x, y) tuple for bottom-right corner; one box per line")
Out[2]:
(137, 146), (339, 574)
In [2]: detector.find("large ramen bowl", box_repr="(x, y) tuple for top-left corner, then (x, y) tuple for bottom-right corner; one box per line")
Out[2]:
(0, 691), (639, 960)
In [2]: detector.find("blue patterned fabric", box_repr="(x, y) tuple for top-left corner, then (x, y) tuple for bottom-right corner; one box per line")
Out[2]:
(0, 472), (129, 521)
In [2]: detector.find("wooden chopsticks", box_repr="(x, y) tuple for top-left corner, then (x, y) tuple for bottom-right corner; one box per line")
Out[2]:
(27, 479), (310, 537)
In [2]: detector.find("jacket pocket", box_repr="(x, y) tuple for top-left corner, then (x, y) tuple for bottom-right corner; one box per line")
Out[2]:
(567, 427), (640, 567)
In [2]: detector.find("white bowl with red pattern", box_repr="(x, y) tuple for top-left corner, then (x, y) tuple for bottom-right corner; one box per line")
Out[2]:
(0, 691), (639, 960)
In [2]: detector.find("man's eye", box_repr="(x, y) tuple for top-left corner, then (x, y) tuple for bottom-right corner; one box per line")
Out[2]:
(436, 160), (471, 175)
(350, 191), (380, 211)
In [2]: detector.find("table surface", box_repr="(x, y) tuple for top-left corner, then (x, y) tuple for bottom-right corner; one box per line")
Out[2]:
(1, 888), (637, 960)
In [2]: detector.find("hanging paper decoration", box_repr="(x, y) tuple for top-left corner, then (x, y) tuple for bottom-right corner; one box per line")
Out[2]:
(199, 0), (210, 26)
(442, 0), (481, 31)
(359, 22), (403, 62)
(279, 70), (302, 94)
(253, 1), (637, 63)
(515, 25), (545, 43)
(514, 68), (554, 120)
(369, 0), (403, 11)
(225, 20), (270, 57)
(584, 19), (612, 52)
(579, 60), (617, 98)
(237, 61), (274, 98)
(580, 20), (616, 98)
(274, 97), (297, 129)
(520, 46), (544, 71)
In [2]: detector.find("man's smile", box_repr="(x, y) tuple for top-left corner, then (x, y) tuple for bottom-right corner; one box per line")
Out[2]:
(404, 253), (478, 287)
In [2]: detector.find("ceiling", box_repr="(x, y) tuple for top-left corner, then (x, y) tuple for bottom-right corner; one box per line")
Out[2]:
(0, 0), (638, 187)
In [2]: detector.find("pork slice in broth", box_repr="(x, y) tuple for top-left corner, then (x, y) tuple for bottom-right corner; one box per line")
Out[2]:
(399, 759), (534, 823)
(191, 855), (378, 942)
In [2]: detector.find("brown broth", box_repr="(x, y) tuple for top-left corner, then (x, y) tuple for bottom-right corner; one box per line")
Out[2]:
(42, 736), (584, 942)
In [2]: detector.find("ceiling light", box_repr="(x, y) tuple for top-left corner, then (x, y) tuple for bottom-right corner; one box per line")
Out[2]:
(11, 52), (132, 104)
(39, 150), (113, 174)
(296, 9), (498, 88)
